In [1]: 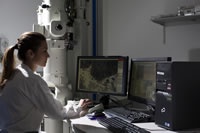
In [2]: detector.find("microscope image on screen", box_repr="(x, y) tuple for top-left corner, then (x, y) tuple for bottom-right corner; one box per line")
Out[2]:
(76, 56), (128, 96)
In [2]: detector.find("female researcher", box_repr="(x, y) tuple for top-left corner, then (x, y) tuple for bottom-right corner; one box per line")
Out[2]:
(0, 32), (92, 133)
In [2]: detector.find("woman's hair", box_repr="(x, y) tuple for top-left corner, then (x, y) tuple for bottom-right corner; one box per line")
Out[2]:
(0, 32), (46, 89)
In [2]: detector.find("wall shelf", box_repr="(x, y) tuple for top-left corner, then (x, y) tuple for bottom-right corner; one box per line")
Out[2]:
(151, 14), (200, 26)
(151, 14), (200, 44)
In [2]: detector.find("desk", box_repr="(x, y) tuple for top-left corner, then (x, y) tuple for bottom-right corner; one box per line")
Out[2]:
(68, 116), (200, 133)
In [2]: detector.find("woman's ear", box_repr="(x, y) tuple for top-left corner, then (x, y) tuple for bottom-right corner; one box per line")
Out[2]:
(25, 49), (35, 59)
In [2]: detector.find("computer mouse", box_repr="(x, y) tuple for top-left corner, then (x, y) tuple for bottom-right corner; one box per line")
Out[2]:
(93, 111), (105, 117)
(88, 103), (104, 114)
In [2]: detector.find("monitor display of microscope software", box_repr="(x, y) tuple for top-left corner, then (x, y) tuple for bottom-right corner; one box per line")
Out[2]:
(128, 57), (171, 106)
(76, 56), (129, 96)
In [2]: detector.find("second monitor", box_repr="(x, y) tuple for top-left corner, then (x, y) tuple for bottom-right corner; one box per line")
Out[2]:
(128, 57), (172, 108)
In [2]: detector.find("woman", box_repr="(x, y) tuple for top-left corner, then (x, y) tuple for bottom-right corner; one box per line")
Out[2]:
(0, 32), (92, 133)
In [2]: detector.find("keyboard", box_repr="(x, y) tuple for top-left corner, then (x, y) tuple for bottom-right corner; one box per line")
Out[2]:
(97, 117), (150, 133)
(104, 107), (152, 123)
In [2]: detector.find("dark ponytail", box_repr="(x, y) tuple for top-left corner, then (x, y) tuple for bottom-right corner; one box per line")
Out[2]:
(0, 44), (18, 88)
(0, 32), (46, 89)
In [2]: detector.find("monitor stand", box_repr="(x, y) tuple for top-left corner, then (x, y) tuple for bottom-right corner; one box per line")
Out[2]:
(99, 95), (110, 109)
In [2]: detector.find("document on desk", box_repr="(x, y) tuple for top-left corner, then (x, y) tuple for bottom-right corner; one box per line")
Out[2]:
(71, 116), (104, 128)
(70, 116), (110, 133)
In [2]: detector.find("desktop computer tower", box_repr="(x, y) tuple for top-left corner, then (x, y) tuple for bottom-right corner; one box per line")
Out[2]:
(155, 62), (200, 131)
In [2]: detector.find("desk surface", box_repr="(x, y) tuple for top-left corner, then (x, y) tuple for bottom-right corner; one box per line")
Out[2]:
(69, 116), (200, 133)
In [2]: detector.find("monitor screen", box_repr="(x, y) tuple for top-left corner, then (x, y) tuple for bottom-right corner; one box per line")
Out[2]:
(128, 57), (171, 107)
(76, 56), (129, 96)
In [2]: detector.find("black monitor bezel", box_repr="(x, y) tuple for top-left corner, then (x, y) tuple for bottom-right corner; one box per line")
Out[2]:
(128, 57), (172, 107)
(76, 56), (129, 96)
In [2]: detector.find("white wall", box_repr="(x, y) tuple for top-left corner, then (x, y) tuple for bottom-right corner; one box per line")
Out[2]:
(1, 0), (200, 61)
(102, 0), (200, 61)
(0, 0), (42, 72)
(0, 0), (42, 45)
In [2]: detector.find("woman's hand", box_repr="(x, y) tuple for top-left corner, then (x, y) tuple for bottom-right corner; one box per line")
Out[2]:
(78, 99), (93, 109)
(78, 99), (93, 117)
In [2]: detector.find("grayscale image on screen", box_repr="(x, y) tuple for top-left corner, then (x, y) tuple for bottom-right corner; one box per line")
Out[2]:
(76, 56), (128, 96)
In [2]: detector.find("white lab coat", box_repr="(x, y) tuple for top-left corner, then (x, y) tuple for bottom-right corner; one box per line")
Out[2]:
(0, 64), (82, 133)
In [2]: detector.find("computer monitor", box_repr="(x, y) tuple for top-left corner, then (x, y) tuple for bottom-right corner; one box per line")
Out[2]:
(128, 57), (171, 107)
(76, 56), (129, 97)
